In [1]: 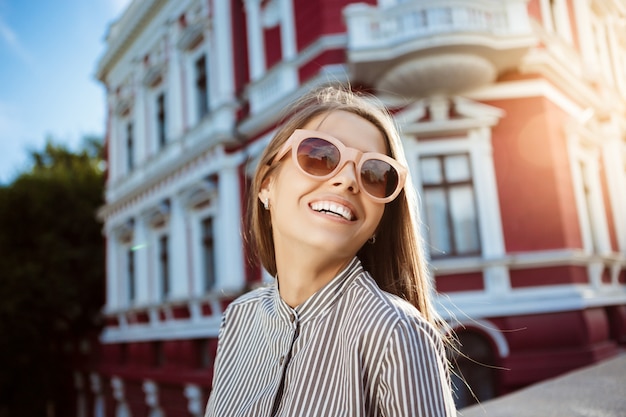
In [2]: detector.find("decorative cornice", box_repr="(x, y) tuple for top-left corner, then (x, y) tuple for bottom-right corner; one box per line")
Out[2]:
(96, 0), (168, 81)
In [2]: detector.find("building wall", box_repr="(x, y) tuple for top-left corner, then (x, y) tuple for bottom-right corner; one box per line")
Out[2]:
(77, 0), (626, 414)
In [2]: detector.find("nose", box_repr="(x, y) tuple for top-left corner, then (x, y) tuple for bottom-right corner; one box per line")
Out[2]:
(330, 161), (359, 194)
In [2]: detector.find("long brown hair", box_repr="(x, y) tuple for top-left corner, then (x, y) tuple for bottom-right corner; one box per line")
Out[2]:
(246, 84), (437, 324)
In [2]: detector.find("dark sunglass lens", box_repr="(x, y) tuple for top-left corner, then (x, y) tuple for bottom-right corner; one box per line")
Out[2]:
(297, 138), (340, 176)
(361, 160), (399, 198)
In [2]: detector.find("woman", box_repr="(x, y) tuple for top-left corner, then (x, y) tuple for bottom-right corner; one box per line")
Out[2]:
(205, 85), (456, 416)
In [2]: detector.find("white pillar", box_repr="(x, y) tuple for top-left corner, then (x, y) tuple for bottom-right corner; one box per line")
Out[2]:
(470, 127), (506, 258)
(105, 229), (119, 311)
(216, 152), (246, 292)
(184, 384), (203, 417)
(503, 0), (532, 34)
(244, 0), (266, 81)
(572, 0), (596, 68)
(168, 26), (185, 140)
(213, 0), (235, 104)
(586, 155), (611, 255)
(111, 108), (123, 182)
(170, 196), (189, 298)
(602, 133), (626, 255)
(135, 217), (150, 304)
(470, 127), (511, 294)
(133, 71), (147, 164)
(280, 0), (297, 61)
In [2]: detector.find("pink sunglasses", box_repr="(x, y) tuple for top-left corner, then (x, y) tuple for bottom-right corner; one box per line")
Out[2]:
(272, 129), (407, 203)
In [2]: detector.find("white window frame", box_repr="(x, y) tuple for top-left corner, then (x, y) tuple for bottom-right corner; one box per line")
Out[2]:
(407, 131), (505, 262)
(151, 227), (171, 302)
(189, 204), (219, 296)
(568, 136), (611, 256)
(184, 43), (212, 127)
(418, 152), (482, 258)
(145, 84), (168, 155)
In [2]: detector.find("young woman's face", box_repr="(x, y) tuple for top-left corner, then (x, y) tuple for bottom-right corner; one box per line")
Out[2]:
(260, 110), (387, 261)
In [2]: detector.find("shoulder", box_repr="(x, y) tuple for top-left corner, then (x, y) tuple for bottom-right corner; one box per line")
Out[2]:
(350, 272), (428, 324)
(223, 284), (275, 317)
(348, 272), (443, 345)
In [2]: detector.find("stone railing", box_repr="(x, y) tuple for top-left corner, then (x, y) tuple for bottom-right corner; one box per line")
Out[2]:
(247, 62), (299, 115)
(344, 0), (532, 51)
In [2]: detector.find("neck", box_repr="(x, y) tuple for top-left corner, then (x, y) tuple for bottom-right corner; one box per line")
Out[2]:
(274, 243), (352, 308)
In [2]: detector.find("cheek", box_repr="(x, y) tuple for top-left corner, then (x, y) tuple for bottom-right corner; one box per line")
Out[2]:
(365, 204), (385, 230)
(270, 165), (317, 206)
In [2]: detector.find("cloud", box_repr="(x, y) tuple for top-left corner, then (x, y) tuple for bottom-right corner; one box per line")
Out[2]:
(0, 15), (33, 64)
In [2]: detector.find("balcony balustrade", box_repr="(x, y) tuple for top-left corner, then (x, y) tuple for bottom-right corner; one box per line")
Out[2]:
(344, 0), (536, 97)
(246, 62), (299, 116)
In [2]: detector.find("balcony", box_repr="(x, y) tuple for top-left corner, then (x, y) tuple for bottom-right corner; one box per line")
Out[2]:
(343, 0), (536, 98)
(246, 62), (299, 116)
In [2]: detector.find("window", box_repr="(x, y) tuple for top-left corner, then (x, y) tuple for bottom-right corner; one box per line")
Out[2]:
(158, 234), (170, 298)
(127, 248), (136, 302)
(420, 154), (481, 257)
(201, 216), (216, 291)
(195, 54), (209, 120)
(126, 122), (134, 172)
(157, 93), (166, 149)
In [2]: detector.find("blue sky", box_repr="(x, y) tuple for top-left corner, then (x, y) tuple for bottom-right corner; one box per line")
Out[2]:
(0, 0), (131, 184)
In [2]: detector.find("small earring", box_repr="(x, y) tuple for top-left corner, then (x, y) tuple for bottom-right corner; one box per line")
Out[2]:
(368, 234), (376, 244)
(263, 198), (270, 210)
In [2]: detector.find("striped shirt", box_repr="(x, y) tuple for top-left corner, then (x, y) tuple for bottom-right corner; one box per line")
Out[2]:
(205, 257), (456, 417)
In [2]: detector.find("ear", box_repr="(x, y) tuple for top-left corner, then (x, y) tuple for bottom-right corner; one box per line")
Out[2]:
(258, 176), (272, 205)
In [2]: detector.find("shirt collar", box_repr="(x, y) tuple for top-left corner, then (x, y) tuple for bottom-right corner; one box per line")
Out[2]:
(273, 257), (364, 325)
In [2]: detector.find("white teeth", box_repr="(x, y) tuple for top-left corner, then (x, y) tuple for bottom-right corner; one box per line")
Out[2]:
(311, 201), (354, 221)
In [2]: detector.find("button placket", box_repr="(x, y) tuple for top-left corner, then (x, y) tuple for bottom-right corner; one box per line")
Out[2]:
(270, 313), (301, 416)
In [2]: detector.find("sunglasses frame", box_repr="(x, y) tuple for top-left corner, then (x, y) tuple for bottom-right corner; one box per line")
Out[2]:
(272, 129), (407, 203)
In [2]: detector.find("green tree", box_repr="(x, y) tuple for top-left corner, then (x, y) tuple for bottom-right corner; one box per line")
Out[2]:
(0, 136), (105, 417)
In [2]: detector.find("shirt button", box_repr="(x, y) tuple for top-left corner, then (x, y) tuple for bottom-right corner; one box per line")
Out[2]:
(290, 314), (295, 323)
(279, 356), (284, 365)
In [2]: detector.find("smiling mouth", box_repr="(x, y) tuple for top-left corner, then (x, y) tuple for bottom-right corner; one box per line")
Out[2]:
(310, 201), (355, 221)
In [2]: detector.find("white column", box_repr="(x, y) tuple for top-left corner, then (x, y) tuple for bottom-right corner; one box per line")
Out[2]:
(133, 71), (148, 163)
(135, 217), (150, 304)
(572, 0), (596, 67)
(602, 133), (626, 254)
(105, 228), (119, 311)
(108, 108), (124, 183)
(184, 384), (203, 417)
(470, 127), (511, 294)
(554, 0), (573, 43)
(168, 26), (185, 140)
(606, 16), (626, 96)
(244, 0), (266, 81)
(213, 0), (235, 104)
(279, 0), (297, 61)
(470, 127), (506, 258)
(503, 0), (532, 34)
(586, 154), (611, 254)
(142, 83), (157, 158)
(343, 3), (376, 49)
(216, 152), (246, 292)
(170, 196), (190, 298)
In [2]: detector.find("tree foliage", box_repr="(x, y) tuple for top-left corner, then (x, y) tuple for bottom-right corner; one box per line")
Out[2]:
(0, 136), (105, 417)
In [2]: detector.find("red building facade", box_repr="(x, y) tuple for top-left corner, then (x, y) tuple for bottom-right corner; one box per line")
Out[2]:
(78, 0), (626, 415)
